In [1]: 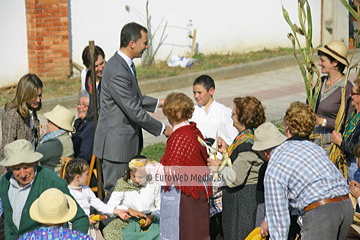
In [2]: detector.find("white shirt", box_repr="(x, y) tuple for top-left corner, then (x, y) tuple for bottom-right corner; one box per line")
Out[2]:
(69, 185), (115, 216)
(107, 182), (161, 218)
(190, 100), (238, 145)
(8, 173), (35, 229)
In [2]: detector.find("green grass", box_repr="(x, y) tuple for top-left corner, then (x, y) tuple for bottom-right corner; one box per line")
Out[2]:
(0, 47), (296, 107)
(140, 142), (166, 162)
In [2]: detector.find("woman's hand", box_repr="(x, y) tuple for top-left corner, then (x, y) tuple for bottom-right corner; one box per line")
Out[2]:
(128, 208), (146, 218)
(331, 131), (343, 146)
(207, 158), (221, 172)
(316, 116), (324, 126)
(217, 137), (228, 153)
(39, 123), (46, 137)
(350, 184), (360, 198)
(114, 209), (131, 220)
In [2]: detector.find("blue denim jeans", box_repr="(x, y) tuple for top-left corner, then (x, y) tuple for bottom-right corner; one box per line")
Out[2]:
(298, 198), (353, 240)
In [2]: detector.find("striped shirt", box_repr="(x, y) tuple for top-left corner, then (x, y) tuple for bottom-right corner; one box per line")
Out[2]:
(264, 139), (349, 239)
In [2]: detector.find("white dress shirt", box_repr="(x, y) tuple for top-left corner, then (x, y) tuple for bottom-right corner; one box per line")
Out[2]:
(190, 100), (238, 145)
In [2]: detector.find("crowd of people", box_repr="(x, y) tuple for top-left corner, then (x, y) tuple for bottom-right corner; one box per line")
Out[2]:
(0, 21), (359, 240)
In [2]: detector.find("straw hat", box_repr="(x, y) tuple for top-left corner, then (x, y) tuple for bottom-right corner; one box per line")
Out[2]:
(0, 139), (43, 167)
(318, 40), (349, 67)
(44, 105), (75, 132)
(252, 122), (287, 151)
(30, 188), (77, 224)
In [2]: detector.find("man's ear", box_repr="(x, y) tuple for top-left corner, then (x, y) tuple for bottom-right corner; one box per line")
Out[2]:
(129, 40), (136, 50)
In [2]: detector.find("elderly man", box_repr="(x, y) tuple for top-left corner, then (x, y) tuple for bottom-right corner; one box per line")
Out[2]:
(260, 102), (353, 239)
(0, 139), (89, 240)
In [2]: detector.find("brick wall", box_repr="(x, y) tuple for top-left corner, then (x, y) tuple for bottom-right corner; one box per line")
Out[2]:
(25, 0), (70, 81)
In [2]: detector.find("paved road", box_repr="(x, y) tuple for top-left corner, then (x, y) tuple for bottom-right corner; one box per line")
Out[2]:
(3, 55), (360, 148)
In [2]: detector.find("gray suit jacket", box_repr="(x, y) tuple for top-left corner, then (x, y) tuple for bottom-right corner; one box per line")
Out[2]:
(93, 52), (163, 162)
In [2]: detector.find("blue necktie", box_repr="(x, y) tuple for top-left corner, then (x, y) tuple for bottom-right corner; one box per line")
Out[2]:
(130, 62), (137, 80)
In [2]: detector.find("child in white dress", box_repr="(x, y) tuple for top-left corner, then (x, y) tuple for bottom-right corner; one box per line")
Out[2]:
(65, 158), (130, 239)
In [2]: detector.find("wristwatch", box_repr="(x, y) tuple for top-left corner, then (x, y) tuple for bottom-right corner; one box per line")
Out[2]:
(321, 118), (327, 127)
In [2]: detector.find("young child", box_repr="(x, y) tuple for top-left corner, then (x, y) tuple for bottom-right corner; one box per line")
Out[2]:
(65, 158), (130, 240)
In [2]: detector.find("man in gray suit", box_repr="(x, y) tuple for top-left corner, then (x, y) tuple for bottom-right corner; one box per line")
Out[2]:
(94, 22), (172, 193)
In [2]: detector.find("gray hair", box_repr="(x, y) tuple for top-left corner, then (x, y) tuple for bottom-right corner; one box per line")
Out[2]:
(78, 90), (90, 100)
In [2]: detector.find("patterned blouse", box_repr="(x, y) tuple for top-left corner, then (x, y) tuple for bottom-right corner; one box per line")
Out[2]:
(18, 226), (92, 240)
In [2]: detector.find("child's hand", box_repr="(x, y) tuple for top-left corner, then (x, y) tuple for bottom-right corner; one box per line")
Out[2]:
(88, 215), (96, 225)
(128, 208), (146, 218)
(114, 209), (130, 220)
(140, 215), (156, 228)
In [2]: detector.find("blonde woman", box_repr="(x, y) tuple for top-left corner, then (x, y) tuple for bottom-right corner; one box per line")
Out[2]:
(0, 73), (43, 175)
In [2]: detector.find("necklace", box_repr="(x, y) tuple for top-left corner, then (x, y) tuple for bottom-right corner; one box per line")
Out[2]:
(325, 75), (343, 91)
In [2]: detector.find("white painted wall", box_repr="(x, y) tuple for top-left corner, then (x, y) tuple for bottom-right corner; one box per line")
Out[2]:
(0, 0), (29, 86)
(0, 0), (325, 85)
(69, 0), (321, 67)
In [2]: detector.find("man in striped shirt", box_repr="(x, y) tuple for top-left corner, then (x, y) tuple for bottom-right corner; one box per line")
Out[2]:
(263, 102), (353, 239)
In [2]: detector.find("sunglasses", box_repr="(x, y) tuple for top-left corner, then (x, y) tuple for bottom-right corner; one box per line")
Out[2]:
(351, 90), (360, 96)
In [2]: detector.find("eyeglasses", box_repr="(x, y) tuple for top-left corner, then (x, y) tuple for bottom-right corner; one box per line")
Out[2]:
(351, 90), (360, 96)
(76, 102), (89, 108)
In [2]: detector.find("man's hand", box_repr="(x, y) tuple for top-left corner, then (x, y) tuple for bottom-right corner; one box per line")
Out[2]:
(350, 180), (360, 198)
(158, 98), (165, 108)
(260, 221), (269, 238)
(163, 125), (173, 137)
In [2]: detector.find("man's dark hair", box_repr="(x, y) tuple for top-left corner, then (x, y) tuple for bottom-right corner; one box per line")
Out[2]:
(120, 22), (148, 48)
(193, 75), (215, 91)
(82, 45), (105, 68)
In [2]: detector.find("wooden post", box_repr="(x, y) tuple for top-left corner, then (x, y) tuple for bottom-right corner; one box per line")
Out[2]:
(88, 41), (105, 200)
(190, 29), (197, 57)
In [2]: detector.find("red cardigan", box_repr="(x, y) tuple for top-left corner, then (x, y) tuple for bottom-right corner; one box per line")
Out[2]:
(160, 122), (212, 200)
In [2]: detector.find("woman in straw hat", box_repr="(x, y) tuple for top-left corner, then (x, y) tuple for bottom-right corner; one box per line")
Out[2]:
(18, 188), (92, 240)
(0, 73), (43, 176)
(36, 105), (75, 173)
(313, 40), (353, 151)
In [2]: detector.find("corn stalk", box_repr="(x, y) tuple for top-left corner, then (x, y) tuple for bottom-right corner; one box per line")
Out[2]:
(282, 0), (321, 112)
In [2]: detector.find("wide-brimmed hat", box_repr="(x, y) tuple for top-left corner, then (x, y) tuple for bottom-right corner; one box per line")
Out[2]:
(0, 139), (43, 167)
(318, 40), (349, 67)
(44, 105), (75, 132)
(252, 122), (287, 151)
(30, 188), (77, 224)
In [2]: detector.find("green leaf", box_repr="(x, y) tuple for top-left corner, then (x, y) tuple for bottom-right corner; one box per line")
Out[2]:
(340, 0), (360, 21)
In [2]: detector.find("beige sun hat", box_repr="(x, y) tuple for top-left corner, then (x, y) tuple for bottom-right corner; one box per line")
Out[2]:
(44, 105), (75, 132)
(30, 188), (77, 224)
(318, 40), (349, 67)
(0, 139), (43, 167)
(252, 122), (287, 151)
